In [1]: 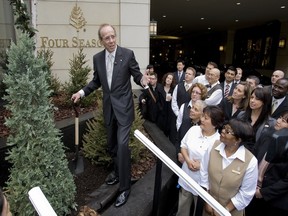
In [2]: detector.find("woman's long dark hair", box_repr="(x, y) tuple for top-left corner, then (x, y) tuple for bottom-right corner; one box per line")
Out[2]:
(244, 87), (272, 132)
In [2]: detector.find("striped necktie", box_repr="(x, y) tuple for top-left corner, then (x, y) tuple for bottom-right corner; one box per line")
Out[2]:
(224, 84), (230, 97)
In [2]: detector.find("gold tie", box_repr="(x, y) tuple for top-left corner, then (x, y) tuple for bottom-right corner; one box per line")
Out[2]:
(185, 84), (189, 91)
(271, 100), (278, 113)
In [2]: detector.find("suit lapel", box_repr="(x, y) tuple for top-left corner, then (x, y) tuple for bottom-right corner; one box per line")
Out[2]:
(273, 96), (288, 118)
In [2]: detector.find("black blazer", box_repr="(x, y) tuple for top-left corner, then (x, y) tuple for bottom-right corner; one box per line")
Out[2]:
(174, 71), (185, 84)
(83, 46), (143, 126)
(254, 128), (288, 211)
(271, 96), (288, 119)
(218, 97), (242, 122)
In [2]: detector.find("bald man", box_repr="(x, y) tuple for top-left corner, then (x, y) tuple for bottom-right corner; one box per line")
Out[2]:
(205, 68), (223, 105)
(265, 70), (285, 94)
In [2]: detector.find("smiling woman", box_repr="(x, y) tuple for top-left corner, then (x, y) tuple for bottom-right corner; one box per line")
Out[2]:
(200, 118), (258, 216)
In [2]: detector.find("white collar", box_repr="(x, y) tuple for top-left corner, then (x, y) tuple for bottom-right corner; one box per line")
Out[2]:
(272, 96), (286, 104)
(215, 142), (246, 162)
(106, 46), (117, 58)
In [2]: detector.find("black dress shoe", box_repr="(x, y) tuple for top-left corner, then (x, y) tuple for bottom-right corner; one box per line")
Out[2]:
(105, 176), (119, 185)
(115, 190), (130, 207)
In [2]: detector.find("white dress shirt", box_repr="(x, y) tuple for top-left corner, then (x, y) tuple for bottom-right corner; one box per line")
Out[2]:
(272, 96), (285, 112)
(204, 82), (223, 105)
(179, 126), (220, 195)
(192, 74), (209, 86)
(171, 82), (193, 116)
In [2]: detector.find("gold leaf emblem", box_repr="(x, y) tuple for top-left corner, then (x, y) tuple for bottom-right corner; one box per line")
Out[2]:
(70, 4), (87, 31)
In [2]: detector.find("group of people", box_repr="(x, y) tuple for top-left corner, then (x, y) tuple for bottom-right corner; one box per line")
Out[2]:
(138, 61), (288, 216)
(69, 22), (288, 215)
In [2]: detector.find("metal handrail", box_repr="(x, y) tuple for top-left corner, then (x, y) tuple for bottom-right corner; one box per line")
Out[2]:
(134, 129), (231, 216)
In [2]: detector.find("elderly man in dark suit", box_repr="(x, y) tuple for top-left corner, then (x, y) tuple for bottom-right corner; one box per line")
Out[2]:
(71, 23), (149, 207)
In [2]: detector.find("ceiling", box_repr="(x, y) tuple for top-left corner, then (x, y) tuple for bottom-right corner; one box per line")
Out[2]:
(151, 0), (288, 37)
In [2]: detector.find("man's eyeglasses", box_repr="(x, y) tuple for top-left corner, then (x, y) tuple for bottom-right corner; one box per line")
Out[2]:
(222, 125), (234, 135)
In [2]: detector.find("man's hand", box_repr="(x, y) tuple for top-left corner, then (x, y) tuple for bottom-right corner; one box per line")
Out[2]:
(141, 69), (150, 87)
(71, 92), (81, 103)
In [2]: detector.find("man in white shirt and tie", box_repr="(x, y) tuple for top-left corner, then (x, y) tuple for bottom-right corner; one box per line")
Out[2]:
(220, 66), (237, 98)
(205, 68), (223, 105)
(174, 60), (186, 84)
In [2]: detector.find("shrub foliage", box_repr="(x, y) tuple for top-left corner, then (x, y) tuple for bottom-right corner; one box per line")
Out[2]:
(3, 33), (76, 215)
(82, 93), (146, 166)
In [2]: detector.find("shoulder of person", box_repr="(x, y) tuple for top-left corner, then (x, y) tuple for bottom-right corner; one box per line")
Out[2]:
(267, 116), (276, 126)
(237, 110), (246, 119)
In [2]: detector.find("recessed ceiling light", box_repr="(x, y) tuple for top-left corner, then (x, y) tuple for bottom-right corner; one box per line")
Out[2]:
(162, 15), (166, 18)
(280, 6), (285, 9)
(201, 17), (205, 20)
(236, 2), (241, 5)
(180, 26), (183, 29)
(208, 27), (211, 30)
(235, 19), (239, 22)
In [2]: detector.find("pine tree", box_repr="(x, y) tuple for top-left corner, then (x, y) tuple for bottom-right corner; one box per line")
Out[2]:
(63, 48), (96, 107)
(3, 33), (76, 215)
(82, 93), (146, 166)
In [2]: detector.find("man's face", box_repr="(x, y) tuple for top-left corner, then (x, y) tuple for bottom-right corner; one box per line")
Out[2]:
(177, 62), (185, 72)
(185, 69), (195, 83)
(272, 79), (288, 99)
(149, 75), (157, 86)
(225, 69), (236, 83)
(246, 78), (257, 90)
(235, 69), (242, 81)
(271, 70), (285, 85)
(207, 69), (219, 85)
(100, 26), (117, 53)
(205, 63), (215, 77)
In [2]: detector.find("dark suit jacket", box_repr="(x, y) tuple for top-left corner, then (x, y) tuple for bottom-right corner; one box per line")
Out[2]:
(254, 128), (288, 211)
(271, 96), (288, 119)
(218, 97), (242, 121)
(138, 83), (164, 122)
(220, 81), (235, 97)
(174, 71), (185, 84)
(83, 46), (143, 126)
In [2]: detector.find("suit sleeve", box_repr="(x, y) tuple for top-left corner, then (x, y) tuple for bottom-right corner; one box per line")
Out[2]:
(260, 170), (288, 202)
(129, 51), (143, 86)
